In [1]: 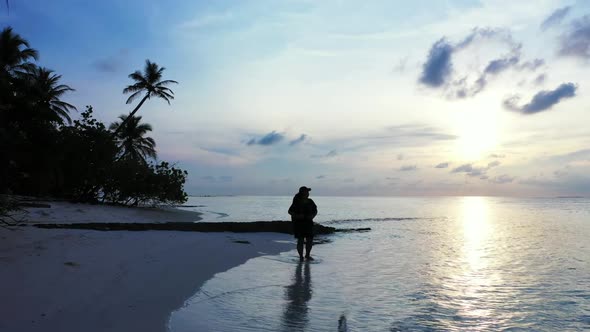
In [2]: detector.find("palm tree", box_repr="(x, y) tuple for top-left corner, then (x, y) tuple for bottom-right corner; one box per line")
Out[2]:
(109, 114), (157, 163)
(0, 27), (38, 76)
(114, 60), (177, 135)
(24, 66), (76, 125)
(0, 27), (38, 108)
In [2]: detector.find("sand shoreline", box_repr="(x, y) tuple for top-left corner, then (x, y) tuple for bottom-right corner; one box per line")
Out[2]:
(13, 200), (204, 224)
(0, 202), (295, 332)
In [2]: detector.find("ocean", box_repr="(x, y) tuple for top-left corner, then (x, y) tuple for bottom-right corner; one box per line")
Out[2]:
(171, 196), (590, 331)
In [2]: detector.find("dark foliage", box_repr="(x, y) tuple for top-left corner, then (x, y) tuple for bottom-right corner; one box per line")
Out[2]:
(102, 160), (188, 206)
(109, 114), (157, 163)
(0, 26), (188, 206)
(0, 194), (19, 226)
(57, 106), (119, 201)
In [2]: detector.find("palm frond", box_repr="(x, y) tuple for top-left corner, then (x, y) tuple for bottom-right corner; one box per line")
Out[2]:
(136, 123), (153, 132)
(125, 90), (144, 104)
(128, 70), (145, 82)
(156, 86), (174, 94)
(122, 83), (144, 94)
(51, 100), (77, 111)
(155, 79), (178, 87)
(156, 91), (174, 103)
(50, 106), (72, 124)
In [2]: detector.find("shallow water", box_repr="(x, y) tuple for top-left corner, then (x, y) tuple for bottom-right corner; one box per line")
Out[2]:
(171, 196), (590, 331)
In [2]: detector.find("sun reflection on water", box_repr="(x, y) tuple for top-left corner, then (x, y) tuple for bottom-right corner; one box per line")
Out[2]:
(455, 196), (497, 327)
(461, 196), (492, 269)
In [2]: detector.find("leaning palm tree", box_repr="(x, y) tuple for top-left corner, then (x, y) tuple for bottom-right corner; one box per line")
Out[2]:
(114, 60), (177, 135)
(0, 27), (38, 76)
(109, 114), (157, 163)
(24, 66), (76, 125)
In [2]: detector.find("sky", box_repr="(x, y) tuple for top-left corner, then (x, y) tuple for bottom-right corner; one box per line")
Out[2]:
(2, 0), (590, 196)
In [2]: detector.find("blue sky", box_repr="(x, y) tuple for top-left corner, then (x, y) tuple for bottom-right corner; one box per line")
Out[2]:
(3, 0), (590, 196)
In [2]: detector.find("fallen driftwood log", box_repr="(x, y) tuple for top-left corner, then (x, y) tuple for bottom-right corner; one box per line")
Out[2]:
(33, 221), (370, 235)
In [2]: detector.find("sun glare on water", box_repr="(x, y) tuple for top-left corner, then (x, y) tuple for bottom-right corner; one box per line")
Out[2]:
(461, 196), (492, 260)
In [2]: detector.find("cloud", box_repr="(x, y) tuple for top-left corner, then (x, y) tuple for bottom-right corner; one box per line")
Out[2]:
(393, 57), (408, 73)
(93, 49), (128, 73)
(543, 148), (590, 163)
(94, 58), (119, 73)
(451, 163), (487, 177)
(340, 124), (457, 153)
(246, 131), (285, 146)
(419, 38), (453, 87)
(488, 160), (501, 168)
(289, 134), (307, 146)
(316, 175), (326, 179)
(311, 150), (338, 158)
(457, 30), (522, 97)
(541, 6), (571, 31)
(200, 146), (240, 157)
(484, 55), (520, 75)
(398, 165), (417, 172)
(384, 124), (457, 141)
(419, 27), (539, 98)
(455, 27), (513, 50)
(489, 153), (505, 158)
(518, 59), (545, 71)
(397, 154), (404, 160)
(459, 53), (521, 97)
(559, 15), (590, 59)
(534, 73), (546, 86)
(466, 168), (485, 177)
(452, 164), (474, 173)
(491, 174), (515, 184)
(503, 83), (577, 114)
(435, 162), (449, 168)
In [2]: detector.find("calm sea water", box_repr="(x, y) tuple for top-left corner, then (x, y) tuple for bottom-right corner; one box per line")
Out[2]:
(171, 196), (590, 331)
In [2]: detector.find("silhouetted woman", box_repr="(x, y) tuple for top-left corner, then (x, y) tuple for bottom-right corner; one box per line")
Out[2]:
(288, 186), (317, 261)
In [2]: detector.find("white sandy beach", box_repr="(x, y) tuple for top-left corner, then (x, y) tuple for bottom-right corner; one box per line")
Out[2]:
(13, 201), (204, 224)
(0, 203), (293, 332)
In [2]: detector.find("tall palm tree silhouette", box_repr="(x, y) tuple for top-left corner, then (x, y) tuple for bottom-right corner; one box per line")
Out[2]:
(113, 60), (177, 135)
(109, 114), (157, 163)
(0, 27), (38, 78)
(25, 66), (76, 125)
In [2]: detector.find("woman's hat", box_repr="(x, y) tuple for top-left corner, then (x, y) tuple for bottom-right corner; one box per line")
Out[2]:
(299, 186), (311, 193)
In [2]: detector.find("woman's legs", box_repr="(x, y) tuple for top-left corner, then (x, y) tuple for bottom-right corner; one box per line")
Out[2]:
(305, 236), (313, 259)
(297, 237), (305, 260)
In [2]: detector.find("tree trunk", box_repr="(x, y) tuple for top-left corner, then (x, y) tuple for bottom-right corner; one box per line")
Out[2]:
(111, 93), (149, 136)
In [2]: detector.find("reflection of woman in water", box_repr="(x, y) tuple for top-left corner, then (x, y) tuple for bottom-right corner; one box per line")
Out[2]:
(281, 262), (312, 331)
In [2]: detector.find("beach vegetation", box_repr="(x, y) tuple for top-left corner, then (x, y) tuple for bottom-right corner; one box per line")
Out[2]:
(0, 194), (19, 227)
(110, 114), (157, 164)
(0, 26), (188, 206)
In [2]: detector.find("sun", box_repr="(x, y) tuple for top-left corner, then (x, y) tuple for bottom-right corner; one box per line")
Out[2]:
(453, 108), (500, 161)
